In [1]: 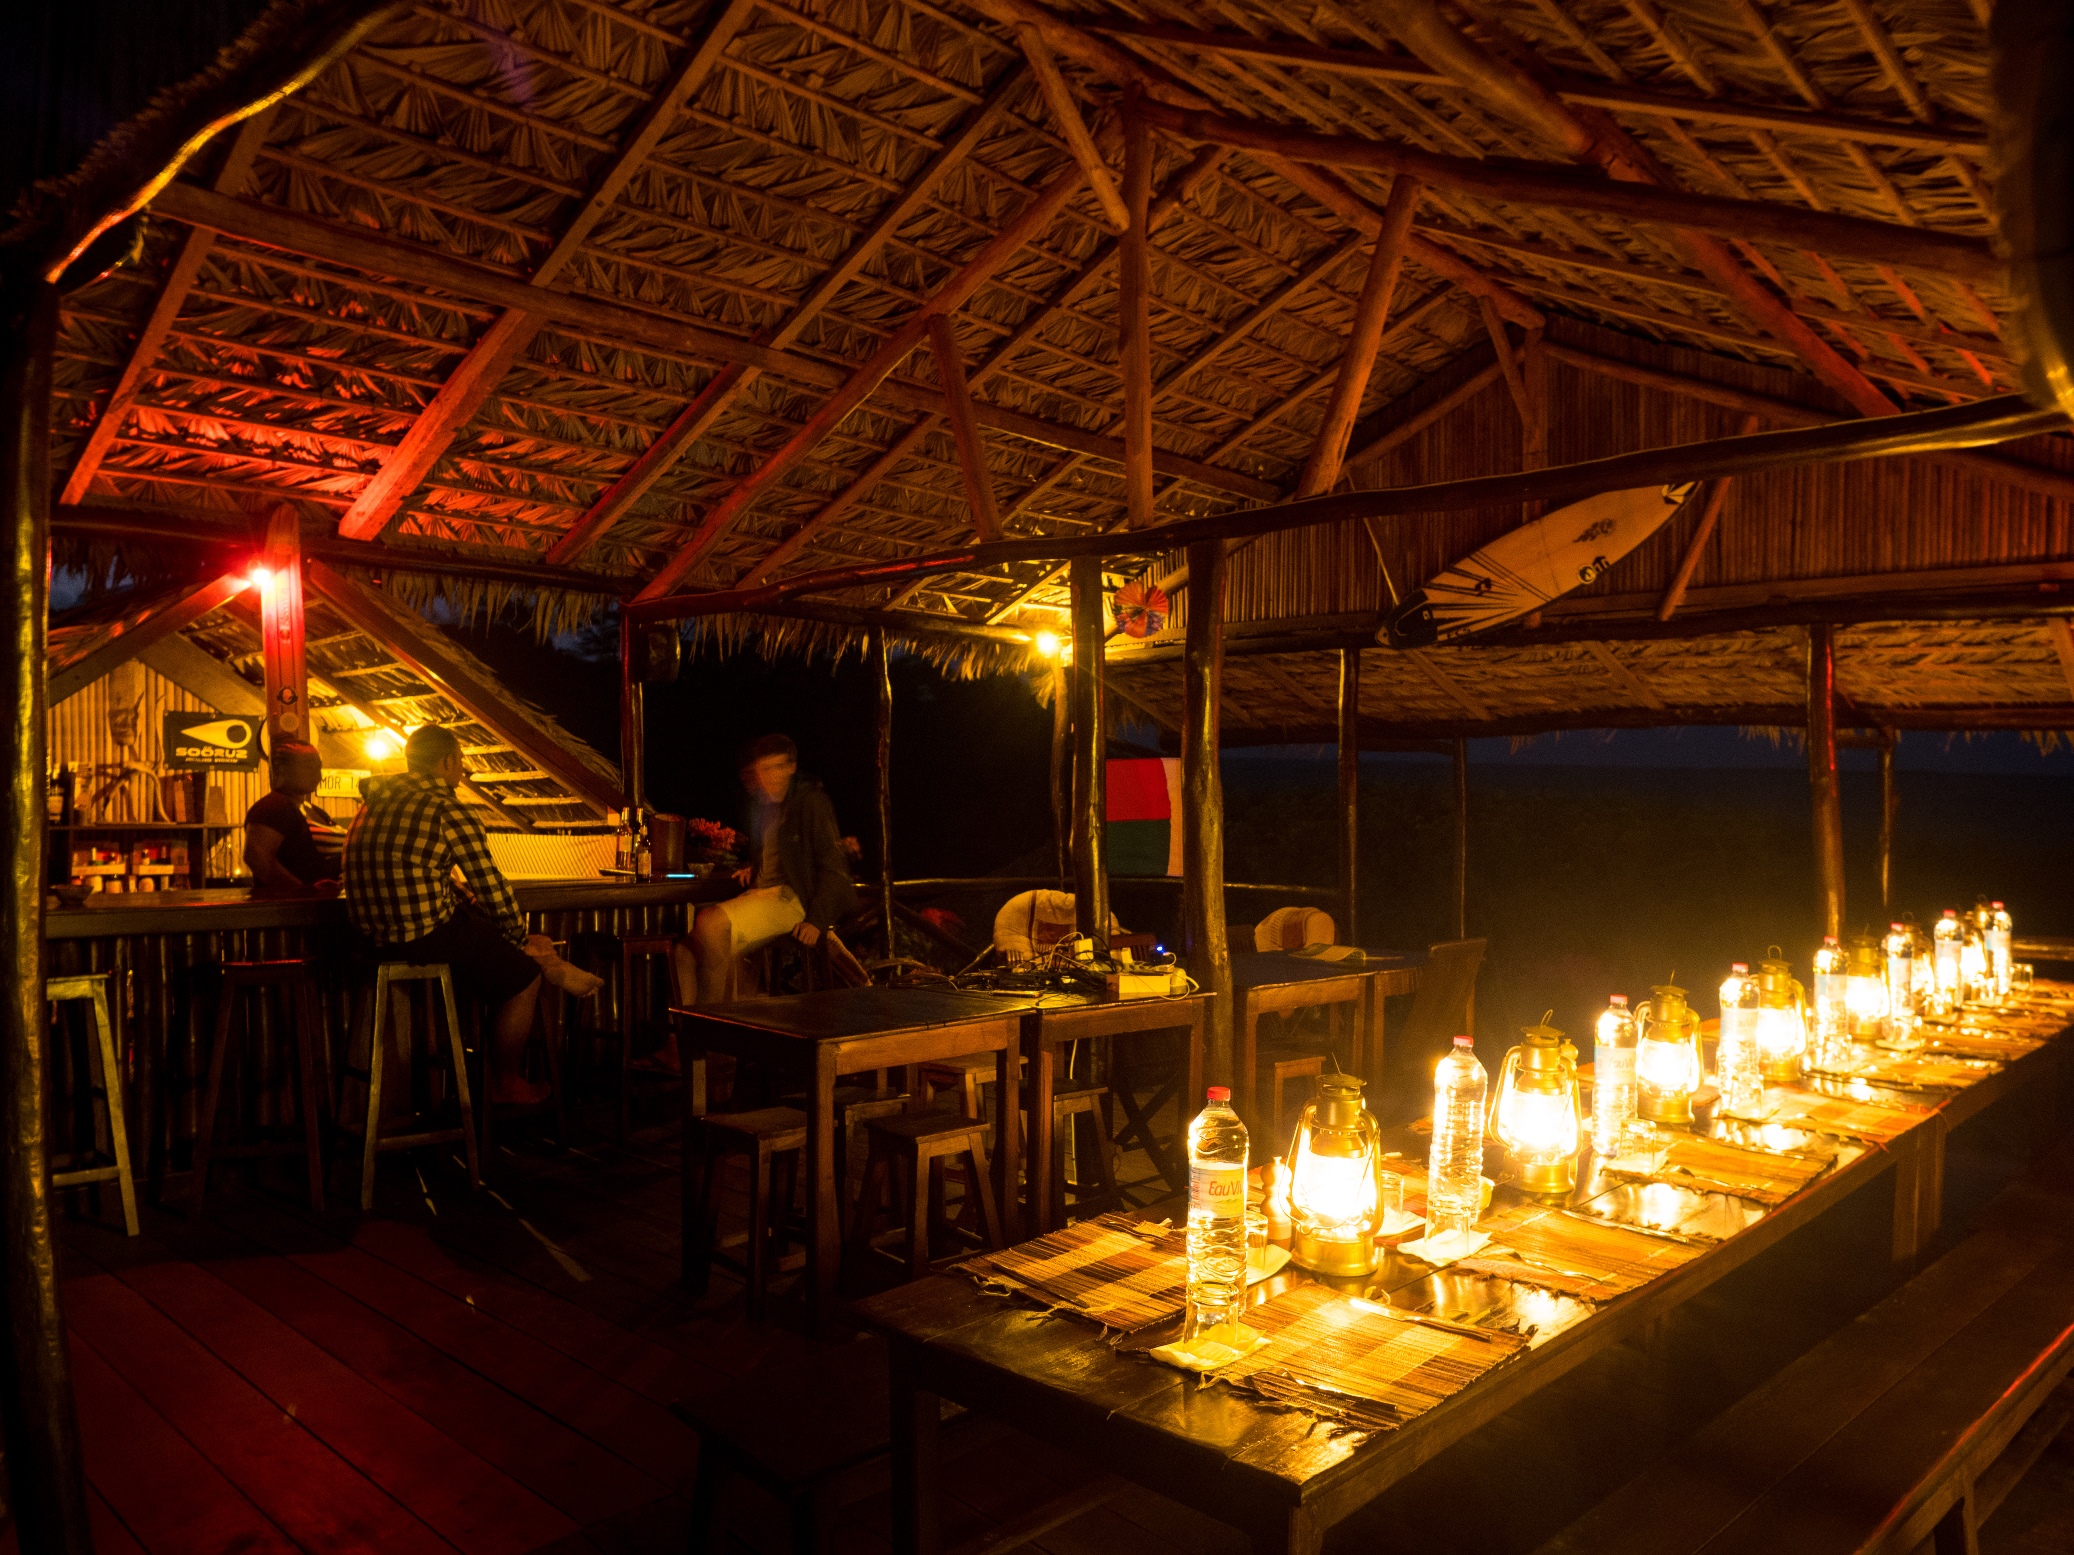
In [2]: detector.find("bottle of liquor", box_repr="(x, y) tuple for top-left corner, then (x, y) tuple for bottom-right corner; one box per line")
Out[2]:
(612, 809), (633, 874)
(634, 812), (653, 881)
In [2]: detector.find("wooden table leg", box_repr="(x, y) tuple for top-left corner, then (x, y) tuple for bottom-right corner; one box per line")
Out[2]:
(1188, 1003), (1205, 1119)
(810, 1046), (840, 1332)
(1249, 1504), (1323, 1555)
(1024, 1017), (1055, 1233)
(679, 1017), (704, 1288)
(889, 1344), (941, 1555)
(1367, 978), (1386, 1096)
(1238, 997), (1259, 1124)
(996, 1032), (1022, 1242)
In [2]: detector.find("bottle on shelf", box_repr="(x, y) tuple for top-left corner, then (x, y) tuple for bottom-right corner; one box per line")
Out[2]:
(612, 808), (634, 874)
(1716, 962), (1763, 1115)
(1933, 910), (1963, 1013)
(1185, 1087), (1248, 1336)
(634, 813), (653, 881)
(1592, 995), (1637, 1156)
(1989, 902), (2014, 997)
(1426, 1036), (1488, 1237)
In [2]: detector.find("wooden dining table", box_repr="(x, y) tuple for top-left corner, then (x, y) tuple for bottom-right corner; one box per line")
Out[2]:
(675, 985), (1043, 1330)
(1230, 949), (1423, 1128)
(857, 991), (2074, 1554)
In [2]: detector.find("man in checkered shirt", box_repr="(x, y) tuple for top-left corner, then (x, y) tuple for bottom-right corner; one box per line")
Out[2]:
(344, 724), (549, 1106)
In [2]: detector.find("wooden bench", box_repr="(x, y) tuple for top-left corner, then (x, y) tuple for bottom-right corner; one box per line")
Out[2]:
(1533, 1143), (2074, 1555)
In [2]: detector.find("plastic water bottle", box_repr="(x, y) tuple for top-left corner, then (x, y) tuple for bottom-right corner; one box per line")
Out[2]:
(1185, 1087), (1248, 1335)
(1934, 910), (1963, 1012)
(1717, 963), (1763, 1115)
(1884, 923), (1915, 1038)
(1592, 995), (1637, 1155)
(1427, 1037), (1488, 1237)
(1813, 936), (1847, 1043)
(1989, 902), (2014, 997)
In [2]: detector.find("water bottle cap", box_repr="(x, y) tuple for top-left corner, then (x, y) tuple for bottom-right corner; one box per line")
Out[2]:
(1944, 909), (1958, 917)
(1731, 962), (1749, 973)
(1993, 901), (2005, 909)
(1452, 1035), (1474, 1047)
(1205, 1086), (1231, 1103)
(1823, 935), (1839, 944)
(1890, 922), (1905, 931)
(1608, 994), (1628, 1006)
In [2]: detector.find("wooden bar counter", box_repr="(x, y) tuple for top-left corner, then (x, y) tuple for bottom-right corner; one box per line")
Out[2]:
(43, 877), (728, 1197)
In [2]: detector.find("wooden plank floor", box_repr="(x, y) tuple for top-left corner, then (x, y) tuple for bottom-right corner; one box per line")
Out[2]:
(26, 1095), (1216, 1555)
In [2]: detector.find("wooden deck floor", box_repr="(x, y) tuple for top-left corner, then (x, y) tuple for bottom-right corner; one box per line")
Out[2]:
(13, 1089), (2074, 1555)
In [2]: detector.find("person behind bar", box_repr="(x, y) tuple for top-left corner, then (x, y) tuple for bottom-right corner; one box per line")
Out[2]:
(343, 725), (549, 1105)
(669, 734), (856, 1017)
(244, 742), (343, 890)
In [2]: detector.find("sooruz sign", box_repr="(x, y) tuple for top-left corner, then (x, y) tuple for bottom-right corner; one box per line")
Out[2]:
(163, 712), (261, 771)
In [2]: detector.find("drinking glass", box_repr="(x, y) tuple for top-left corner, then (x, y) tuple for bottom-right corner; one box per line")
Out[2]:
(1377, 1169), (1409, 1233)
(2013, 963), (2035, 995)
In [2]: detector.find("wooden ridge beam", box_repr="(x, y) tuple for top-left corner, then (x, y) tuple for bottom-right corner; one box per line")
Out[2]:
(1133, 101), (2000, 287)
(304, 561), (618, 814)
(1168, 701), (2074, 744)
(336, 0), (757, 540)
(1079, 20), (1988, 157)
(60, 112), (274, 505)
(48, 573), (252, 705)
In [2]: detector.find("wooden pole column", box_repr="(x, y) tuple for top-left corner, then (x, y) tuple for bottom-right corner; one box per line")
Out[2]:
(617, 616), (645, 813)
(1452, 738), (1469, 941)
(1879, 730), (1898, 922)
(259, 506), (308, 749)
(1069, 559), (1109, 940)
(1807, 624), (1846, 939)
(1182, 539), (1233, 1091)
(875, 630), (896, 961)
(1337, 648), (1360, 944)
(1050, 661), (1069, 883)
(0, 277), (93, 1554)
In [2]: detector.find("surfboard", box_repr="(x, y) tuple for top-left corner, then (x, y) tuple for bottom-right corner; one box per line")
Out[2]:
(1382, 482), (1698, 648)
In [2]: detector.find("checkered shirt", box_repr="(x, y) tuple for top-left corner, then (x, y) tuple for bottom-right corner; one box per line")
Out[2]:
(343, 773), (526, 947)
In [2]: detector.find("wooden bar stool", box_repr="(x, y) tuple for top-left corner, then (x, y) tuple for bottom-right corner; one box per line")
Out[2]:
(621, 932), (696, 1139)
(683, 1107), (807, 1319)
(193, 958), (330, 1217)
(919, 1050), (1025, 1128)
(1047, 1079), (1121, 1221)
(781, 1082), (909, 1202)
(47, 973), (139, 1237)
(849, 1113), (1003, 1282)
(355, 961), (482, 1211)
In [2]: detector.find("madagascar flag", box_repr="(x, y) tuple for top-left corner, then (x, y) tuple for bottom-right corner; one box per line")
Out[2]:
(1107, 757), (1183, 877)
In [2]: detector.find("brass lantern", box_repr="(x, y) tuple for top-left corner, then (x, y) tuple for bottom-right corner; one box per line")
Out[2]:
(1844, 935), (1890, 1039)
(1488, 1014), (1583, 1198)
(1754, 949), (1810, 1084)
(1634, 982), (1705, 1126)
(1287, 1071), (1384, 1277)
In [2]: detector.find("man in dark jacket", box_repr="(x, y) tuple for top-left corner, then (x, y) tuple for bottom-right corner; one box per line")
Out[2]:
(672, 734), (857, 1008)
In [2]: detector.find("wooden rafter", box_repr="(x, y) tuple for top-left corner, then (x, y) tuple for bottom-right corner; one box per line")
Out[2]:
(927, 318), (1004, 541)
(1118, 100), (1155, 527)
(59, 111), (273, 505)
(334, 0), (758, 541)
(1407, 650), (1490, 720)
(1020, 26), (1128, 230)
(1580, 641), (1667, 709)
(49, 573), (254, 706)
(1658, 413), (1760, 620)
(544, 63), (1026, 565)
(2048, 621), (2074, 703)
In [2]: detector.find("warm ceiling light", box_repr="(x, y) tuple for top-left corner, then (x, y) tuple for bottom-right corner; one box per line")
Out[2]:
(245, 564), (274, 591)
(366, 729), (400, 758)
(1034, 630), (1062, 660)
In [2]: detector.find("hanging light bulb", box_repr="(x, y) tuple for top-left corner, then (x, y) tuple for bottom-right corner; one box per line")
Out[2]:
(1488, 1013), (1582, 1197)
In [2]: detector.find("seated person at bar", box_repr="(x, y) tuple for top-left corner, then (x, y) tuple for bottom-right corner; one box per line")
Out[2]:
(670, 734), (857, 1012)
(244, 742), (344, 889)
(343, 725), (548, 1105)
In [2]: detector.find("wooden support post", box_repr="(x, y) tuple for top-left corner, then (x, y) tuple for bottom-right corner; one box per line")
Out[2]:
(1183, 539), (1233, 1090)
(1452, 737), (1469, 941)
(1069, 559), (1109, 940)
(1338, 647), (1360, 945)
(0, 277), (94, 1554)
(875, 630), (896, 961)
(1119, 96), (1155, 528)
(1807, 623), (1846, 938)
(1050, 662), (1069, 883)
(1879, 731), (1898, 922)
(925, 318), (1003, 542)
(259, 507), (308, 749)
(618, 615), (645, 814)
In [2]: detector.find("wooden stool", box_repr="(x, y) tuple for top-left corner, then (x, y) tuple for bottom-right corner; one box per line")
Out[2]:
(781, 1083), (909, 1202)
(1257, 1049), (1326, 1144)
(620, 933), (695, 1140)
(1048, 1080), (1121, 1220)
(918, 1050), (1024, 1128)
(684, 1107), (807, 1320)
(47, 973), (139, 1237)
(193, 959), (329, 1217)
(849, 1113), (1003, 1281)
(355, 961), (482, 1211)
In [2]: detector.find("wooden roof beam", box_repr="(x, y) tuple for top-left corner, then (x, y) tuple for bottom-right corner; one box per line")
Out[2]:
(544, 64), (1026, 565)
(1020, 26), (1128, 230)
(2049, 621), (2074, 703)
(927, 319), (1004, 542)
(59, 111), (273, 505)
(335, 0), (758, 542)
(1079, 20), (1987, 157)
(1131, 101), (1998, 291)
(49, 573), (253, 705)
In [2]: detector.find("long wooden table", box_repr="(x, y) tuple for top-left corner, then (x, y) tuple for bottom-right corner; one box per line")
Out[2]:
(858, 992), (2074, 1555)
(675, 986), (1044, 1329)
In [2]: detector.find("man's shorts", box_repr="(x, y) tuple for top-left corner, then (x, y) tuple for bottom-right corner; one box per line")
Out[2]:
(717, 885), (807, 956)
(388, 904), (539, 1007)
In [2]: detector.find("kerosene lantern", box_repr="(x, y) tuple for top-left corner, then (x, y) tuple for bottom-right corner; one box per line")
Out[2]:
(1754, 949), (1810, 1084)
(1488, 1014), (1583, 1197)
(1287, 1070), (1384, 1276)
(1844, 934), (1890, 1039)
(1634, 981), (1704, 1125)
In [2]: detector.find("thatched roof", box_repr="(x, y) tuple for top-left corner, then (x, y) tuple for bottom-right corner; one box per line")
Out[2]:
(36, 0), (2074, 736)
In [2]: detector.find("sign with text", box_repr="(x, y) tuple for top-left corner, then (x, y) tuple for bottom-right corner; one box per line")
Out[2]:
(163, 711), (261, 771)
